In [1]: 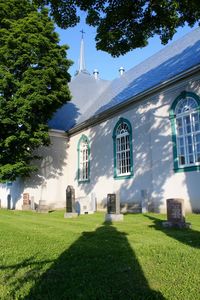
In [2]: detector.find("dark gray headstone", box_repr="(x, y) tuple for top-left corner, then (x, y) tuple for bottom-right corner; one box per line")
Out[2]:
(163, 198), (191, 228)
(7, 194), (11, 210)
(105, 192), (123, 221)
(66, 185), (75, 213)
(107, 194), (116, 214)
(167, 198), (184, 223)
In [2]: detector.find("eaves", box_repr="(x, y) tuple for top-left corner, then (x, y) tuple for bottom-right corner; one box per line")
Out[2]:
(67, 63), (200, 137)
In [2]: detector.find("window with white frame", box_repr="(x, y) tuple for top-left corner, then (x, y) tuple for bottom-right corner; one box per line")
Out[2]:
(174, 95), (200, 167)
(113, 119), (133, 178)
(78, 135), (90, 182)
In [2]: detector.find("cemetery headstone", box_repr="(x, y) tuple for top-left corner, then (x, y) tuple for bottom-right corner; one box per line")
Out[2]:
(64, 185), (78, 218)
(22, 193), (31, 210)
(141, 189), (148, 213)
(107, 194), (116, 214)
(7, 194), (11, 210)
(105, 192), (124, 222)
(162, 198), (191, 228)
(30, 196), (35, 210)
(37, 200), (50, 213)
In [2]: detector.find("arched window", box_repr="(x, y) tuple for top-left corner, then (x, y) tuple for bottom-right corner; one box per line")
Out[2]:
(170, 92), (200, 172)
(113, 118), (133, 179)
(77, 135), (90, 182)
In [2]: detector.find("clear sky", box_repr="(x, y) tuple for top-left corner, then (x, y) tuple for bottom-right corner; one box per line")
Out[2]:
(56, 15), (198, 81)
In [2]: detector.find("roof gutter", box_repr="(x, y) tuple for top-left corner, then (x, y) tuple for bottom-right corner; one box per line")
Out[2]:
(67, 63), (200, 137)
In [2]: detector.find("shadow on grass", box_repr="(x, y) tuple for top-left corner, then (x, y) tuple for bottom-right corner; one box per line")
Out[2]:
(24, 222), (165, 300)
(0, 256), (54, 299)
(144, 215), (200, 249)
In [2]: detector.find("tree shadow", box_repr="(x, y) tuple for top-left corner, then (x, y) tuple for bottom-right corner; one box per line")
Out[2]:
(74, 42), (200, 214)
(144, 214), (200, 249)
(0, 256), (54, 300)
(24, 222), (165, 300)
(8, 133), (70, 209)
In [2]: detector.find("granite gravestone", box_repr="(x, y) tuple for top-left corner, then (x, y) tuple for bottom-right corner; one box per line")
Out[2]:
(105, 193), (123, 221)
(163, 198), (191, 228)
(107, 194), (116, 214)
(7, 194), (11, 210)
(64, 185), (78, 218)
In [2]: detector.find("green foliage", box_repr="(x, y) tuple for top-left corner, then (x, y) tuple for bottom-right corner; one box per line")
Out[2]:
(35, 0), (200, 56)
(0, 211), (200, 299)
(0, 0), (72, 181)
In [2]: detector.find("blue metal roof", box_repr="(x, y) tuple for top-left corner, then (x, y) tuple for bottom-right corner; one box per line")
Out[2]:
(49, 27), (200, 131)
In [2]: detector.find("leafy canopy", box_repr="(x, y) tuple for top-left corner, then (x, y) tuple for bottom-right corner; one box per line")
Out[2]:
(35, 0), (200, 56)
(0, 0), (72, 181)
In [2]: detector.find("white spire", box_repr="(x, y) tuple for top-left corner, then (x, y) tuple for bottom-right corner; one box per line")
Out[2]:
(79, 30), (86, 73)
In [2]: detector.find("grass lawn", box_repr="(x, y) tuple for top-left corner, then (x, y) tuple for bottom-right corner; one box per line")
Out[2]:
(0, 210), (200, 300)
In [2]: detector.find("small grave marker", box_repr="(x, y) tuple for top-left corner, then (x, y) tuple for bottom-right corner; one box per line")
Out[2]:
(64, 186), (78, 218)
(37, 200), (49, 213)
(22, 193), (32, 210)
(107, 194), (116, 214)
(105, 192), (123, 222)
(163, 198), (191, 228)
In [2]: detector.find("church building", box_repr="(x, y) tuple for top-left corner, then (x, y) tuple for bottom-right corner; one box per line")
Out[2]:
(1, 27), (200, 213)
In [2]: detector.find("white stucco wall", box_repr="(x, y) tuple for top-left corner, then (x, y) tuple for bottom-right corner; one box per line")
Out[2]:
(0, 132), (69, 210)
(1, 75), (200, 213)
(66, 74), (200, 213)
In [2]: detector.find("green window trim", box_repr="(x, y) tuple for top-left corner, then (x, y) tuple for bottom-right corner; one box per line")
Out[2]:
(113, 117), (134, 179)
(77, 134), (90, 183)
(169, 91), (200, 172)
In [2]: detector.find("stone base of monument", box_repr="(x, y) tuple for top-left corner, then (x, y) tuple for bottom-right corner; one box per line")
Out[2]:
(37, 200), (49, 213)
(64, 212), (78, 218)
(105, 213), (124, 222)
(162, 221), (191, 229)
(22, 204), (31, 211)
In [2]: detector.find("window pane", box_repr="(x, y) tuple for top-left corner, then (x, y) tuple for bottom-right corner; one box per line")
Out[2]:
(115, 121), (132, 175)
(197, 154), (200, 163)
(79, 138), (89, 180)
(179, 155), (185, 165)
(175, 96), (200, 167)
(175, 97), (198, 115)
(187, 136), (192, 145)
(197, 144), (200, 152)
(192, 113), (200, 131)
(189, 155), (194, 164)
(177, 137), (183, 148)
(176, 118), (183, 135)
(195, 133), (200, 144)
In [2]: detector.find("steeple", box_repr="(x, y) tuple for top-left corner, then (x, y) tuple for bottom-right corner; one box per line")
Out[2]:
(74, 30), (90, 76)
(79, 30), (86, 73)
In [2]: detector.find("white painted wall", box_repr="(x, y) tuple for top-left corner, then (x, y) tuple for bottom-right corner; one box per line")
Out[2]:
(1, 75), (200, 213)
(66, 75), (200, 213)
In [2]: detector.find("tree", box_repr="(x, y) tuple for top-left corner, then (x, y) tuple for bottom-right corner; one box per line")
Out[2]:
(35, 0), (200, 56)
(0, 0), (72, 181)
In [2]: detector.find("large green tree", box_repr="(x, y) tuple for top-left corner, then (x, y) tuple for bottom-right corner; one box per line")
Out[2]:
(35, 0), (200, 56)
(0, 0), (71, 181)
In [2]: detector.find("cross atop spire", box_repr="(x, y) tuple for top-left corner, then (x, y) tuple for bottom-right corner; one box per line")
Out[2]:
(78, 30), (86, 73)
(80, 29), (85, 39)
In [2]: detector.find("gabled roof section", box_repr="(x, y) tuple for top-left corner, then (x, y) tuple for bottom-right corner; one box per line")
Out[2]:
(78, 27), (200, 123)
(48, 72), (110, 130)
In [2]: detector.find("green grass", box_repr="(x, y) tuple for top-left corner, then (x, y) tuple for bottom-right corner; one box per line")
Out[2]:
(0, 210), (200, 300)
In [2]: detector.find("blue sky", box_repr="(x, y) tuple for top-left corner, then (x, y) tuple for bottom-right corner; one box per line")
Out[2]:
(56, 16), (198, 81)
